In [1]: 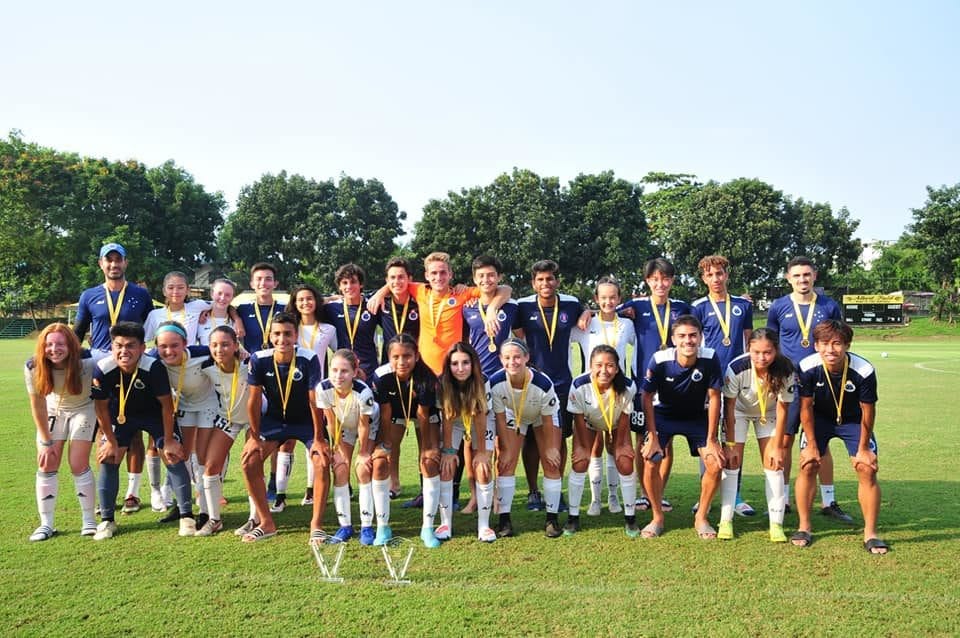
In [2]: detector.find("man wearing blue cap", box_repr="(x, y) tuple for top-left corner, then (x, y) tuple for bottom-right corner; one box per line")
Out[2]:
(74, 243), (156, 513)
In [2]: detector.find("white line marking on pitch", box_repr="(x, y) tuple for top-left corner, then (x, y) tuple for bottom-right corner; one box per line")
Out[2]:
(914, 361), (959, 374)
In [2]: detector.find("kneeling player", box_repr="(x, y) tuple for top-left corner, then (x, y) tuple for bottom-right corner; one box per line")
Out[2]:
(91, 322), (194, 539)
(793, 320), (887, 554)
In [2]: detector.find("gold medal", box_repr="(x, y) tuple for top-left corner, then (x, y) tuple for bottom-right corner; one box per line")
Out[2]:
(116, 366), (139, 428)
(651, 299), (671, 352)
(537, 298), (559, 351)
(117, 415), (126, 425)
(722, 337), (731, 346)
(659, 344), (668, 351)
(801, 339), (810, 348)
(759, 416), (767, 425)
(791, 293), (817, 351)
(487, 341), (497, 353)
(708, 295), (733, 348)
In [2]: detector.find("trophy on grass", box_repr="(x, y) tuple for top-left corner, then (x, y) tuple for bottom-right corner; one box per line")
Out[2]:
(309, 532), (346, 584)
(381, 537), (415, 585)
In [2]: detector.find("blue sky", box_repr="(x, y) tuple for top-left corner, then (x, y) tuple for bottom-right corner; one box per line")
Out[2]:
(4, 1), (957, 243)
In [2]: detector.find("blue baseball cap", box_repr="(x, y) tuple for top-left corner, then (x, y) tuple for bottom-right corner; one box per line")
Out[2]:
(99, 243), (126, 259)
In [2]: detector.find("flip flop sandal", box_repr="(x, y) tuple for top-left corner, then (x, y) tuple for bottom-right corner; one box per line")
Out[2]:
(640, 522), (663, 538)
(696, 523), (717, 540)
(864, 538), (889, 554)
(242, 526), (278, 543)
(790, 530), (813, 548)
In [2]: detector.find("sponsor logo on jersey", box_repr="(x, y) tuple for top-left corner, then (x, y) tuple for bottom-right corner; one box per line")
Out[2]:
(691, 370), (703, 382)
(134, 379), (146, 390)
(732, 306), (743, 316)
(447, 297), (457, 306)
(292, 368), (304, 381)
(497, 310), (507, 322)
(845, 381), (856, 392)
(361, 311), (371, 321)
(408, 310), (418, 320)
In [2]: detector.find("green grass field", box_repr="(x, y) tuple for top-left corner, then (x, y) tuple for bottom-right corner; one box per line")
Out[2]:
(1, 336), (959, 637)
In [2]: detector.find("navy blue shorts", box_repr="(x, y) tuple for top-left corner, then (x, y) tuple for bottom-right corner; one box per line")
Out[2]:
(650, 415), (708, 457)
(799, 419), (878, 457)
(260, 418), (315, 447)
(110, 418), (182, 450)
(786, 398), (801, 435)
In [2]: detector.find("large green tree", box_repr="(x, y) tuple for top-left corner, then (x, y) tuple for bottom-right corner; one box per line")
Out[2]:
(910, 182), (960, 320)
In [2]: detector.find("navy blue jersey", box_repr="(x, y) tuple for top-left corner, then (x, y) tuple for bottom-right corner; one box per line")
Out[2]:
(247, 346), (321, 425)
(236, 301), (287, 353)
(766, 294), (842, 364)
(323, 300), (380, 380)
(370, 362), (437, 422)
(798, 352), (877, 425)
(92, 354), (171, 425)
(691, 295), (754, 371)
(379, 296), (420, 363)
(515, 294), (583, 395)
(74, 283), (154, 351)
(463, 299), (520, 377)
(618, 297), (692, 383)
(642, 347), (723, 421)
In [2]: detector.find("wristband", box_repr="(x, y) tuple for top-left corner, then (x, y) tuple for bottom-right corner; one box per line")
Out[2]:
(724, 442), (737, 448)
(39, 439), (54, 448)
(441, 447), (458, 455)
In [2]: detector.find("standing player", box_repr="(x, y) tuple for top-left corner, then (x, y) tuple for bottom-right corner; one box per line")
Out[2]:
(25, 324), (102, 540)
(767, 256), (849, 521)
(324, 264), (380, 381)
(240, 313), (328, 542)
(379, 257), (421, 361)
(143, 271), (211, 344)
(74, 243), (154, 514)
(618, 258), (691, 513)
(90, 322), (194, 539)
(639, 315), (724, 539)
(691, 255), (755, 516)
(793, 320), (886, 554)
(571, 276), (636, 516)
(515, 259), (586, 512)
(197, 278), (245, 349)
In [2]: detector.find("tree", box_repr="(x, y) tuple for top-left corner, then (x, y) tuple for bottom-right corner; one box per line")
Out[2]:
(782, 198), (861, 289)
(866, 240), (936, 292)
(910, 182), (960, 320)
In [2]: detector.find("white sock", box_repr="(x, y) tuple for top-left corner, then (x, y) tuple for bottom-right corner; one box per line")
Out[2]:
(496, 476), (516, 514)
(439, 479), (454, 530)
(147, 455), (162, 489)
(334, 485), (351, 527)
(477, 481), (494, 531)
(36, 471), (58, 528)
(588, 457), (603, 504)
(73, 469), (96, 527)
(618, 472), (637, 516)
(567, 471), (586, 516)
(304, 446), (315, 487)
(543, 477), (562, 514)
(196, 464), (208, 514)
(784, 483), (791, 507)
(820, 484), (835, 508)
(764, 469), (785, 525)
(358, 482), (374, 527)
(276, 452), (293, 494)
(422, 475), (440, 528)
(203, 474), (222, 520)
(606, 454), (620, 501)
(720, 468), (740, 523)
(372, 478), (391, 528)
(126, 472), (142, 499)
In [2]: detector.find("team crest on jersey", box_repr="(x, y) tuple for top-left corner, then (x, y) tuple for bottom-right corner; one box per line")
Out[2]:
(447, 297), (457, 306)
(366, 397), (375, 406)
(732, 306), (743, 316)
(361, 311), (371, 322)
(549, 398), (557, 407)
(845, 380), (856, 392)
(559, 312), (569, 323)
(409, 310), (418, 321)
(292, 368), (304, 381)
(497, 310), (507, 322)
(134, 379), (146, 390)
(691, 369), (703, 382)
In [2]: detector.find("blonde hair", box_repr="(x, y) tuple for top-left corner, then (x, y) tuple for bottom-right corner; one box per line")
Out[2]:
(32, 323), (83, 396)
(424, 252), (451, 269)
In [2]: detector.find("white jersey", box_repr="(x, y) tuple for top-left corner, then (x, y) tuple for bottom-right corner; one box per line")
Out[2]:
(298, 322), (338, 376)
(723, 353), (795, 420)
(489, 368), (559, 430)
(24, 350), (106, 413)
(201, 357), (253, 426)
(196, 314), (239, 346)
(144, 299), (211, 345)
(150, 345), (217, 412)
(571, 315), (637, 376)
(316, 378), (377, 434)
(567, 372), (635, 432)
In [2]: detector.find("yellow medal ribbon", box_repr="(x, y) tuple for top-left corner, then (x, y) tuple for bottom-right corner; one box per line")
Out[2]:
(708, 294), (732, 346)
(461, 411), (472, 443)
(344, 303), (362, 349)
(509, 370), (530, 433)
(396, 374), (415, 428)
(103, 282), (128, 327)
(600, 318), (617, 347)
(254, 301), (276, 349)
(165, 305), (187, 324)
(299, 322), (320, 353)
(171, 352), (187, 413)
(791, 293), (818, 348)
(591, 378), (616, 434)
(332, 388), (355, 448)
(273, 355), (297, 421)
(116, 367), (139, 425)
(476, 302), (497, 353)
(390, 296), (409, 336)
(752, 367), (769, 425)
(217, 361), (240, 427)
(537, 297), (559, 351)
(651, 299), (671, 349)
(821, 355), (849, 425)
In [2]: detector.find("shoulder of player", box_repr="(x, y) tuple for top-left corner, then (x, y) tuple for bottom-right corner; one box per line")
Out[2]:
(295, 345), (318, 361)
(352, 378), (374, 396)
(557, 293), (581, 304)
(488, 369), (508, 387)
(571, 373), (592, 390)
(691, 296), (709, 309)
(652, 348), (674, 365)
(848, 353), (875, 379)
(530, 369), (555, 392)
(517, 294), (538, 305)
(798, 352), (821, 373)
(698, 346), (718, 362)
(142, 354), (163, 373)
(727, 353), (752, 375)
(373, 362), (394, 381)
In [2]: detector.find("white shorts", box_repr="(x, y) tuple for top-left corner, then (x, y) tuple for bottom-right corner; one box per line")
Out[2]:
(339, 419), (380, 447)
(177, 407), (216, 429)
(501, 409), (559, 436)
(41, 406), (97, 443)
(211, 413), (248, 441)
(732, 416), (776, 443)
